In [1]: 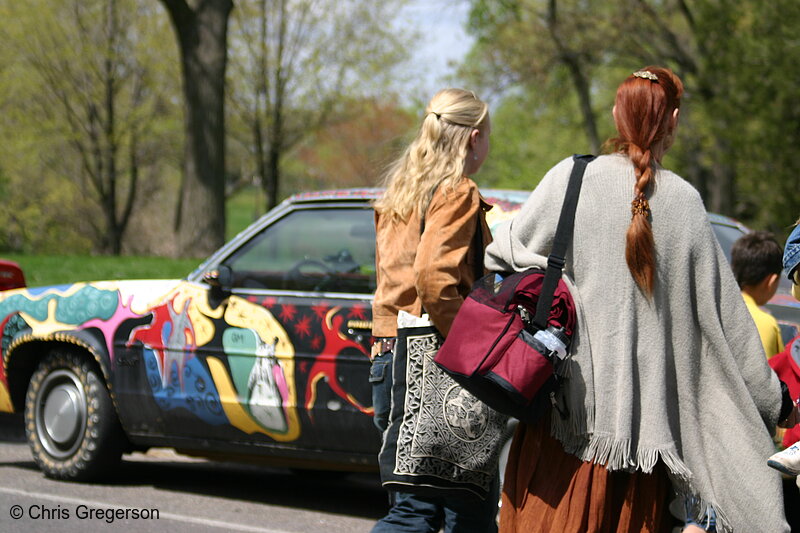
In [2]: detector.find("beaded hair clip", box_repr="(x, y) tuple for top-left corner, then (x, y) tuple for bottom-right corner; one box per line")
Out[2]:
(631, 195), (651, 218)
(633, 70), (658, 81)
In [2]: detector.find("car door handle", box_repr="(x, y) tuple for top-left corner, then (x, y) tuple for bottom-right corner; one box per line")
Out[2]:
(347, 320), (372, 330)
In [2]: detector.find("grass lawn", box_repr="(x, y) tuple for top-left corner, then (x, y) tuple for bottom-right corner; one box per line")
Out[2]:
(3, 254), (203, 288)
(2, 188), (269, 288)
(227, 185), (267, 241)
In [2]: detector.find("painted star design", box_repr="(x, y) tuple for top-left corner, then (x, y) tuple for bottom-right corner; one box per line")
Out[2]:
(312, 302), (330, 320)
(279, 304), (297, 322)
(310, 336), (322, 350)
(294, 315), (312, 338)
(348, 304), (367, 320)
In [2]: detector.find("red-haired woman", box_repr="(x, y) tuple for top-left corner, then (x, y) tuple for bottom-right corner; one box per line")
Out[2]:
(485, 67), (792, 532)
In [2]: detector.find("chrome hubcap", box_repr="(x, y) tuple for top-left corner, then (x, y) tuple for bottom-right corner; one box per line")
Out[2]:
(36, 369), (87, 458)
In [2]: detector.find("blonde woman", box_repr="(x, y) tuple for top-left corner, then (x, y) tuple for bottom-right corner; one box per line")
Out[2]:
(370, 88), (496, 532)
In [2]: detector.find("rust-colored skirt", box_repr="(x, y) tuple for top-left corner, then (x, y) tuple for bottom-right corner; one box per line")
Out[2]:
(499, 415), (674, 533)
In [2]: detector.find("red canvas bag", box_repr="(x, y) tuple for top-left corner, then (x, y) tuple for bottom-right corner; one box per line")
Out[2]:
(435, 155), (593, 424)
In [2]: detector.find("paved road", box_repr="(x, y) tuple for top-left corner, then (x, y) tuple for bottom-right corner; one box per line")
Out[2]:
(0, 413), (386, 533)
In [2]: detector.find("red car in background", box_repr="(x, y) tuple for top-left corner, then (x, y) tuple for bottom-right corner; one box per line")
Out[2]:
(0, 259), (25, 291)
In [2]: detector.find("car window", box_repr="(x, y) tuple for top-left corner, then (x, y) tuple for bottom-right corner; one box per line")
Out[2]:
(711, 222), (746, 263)
(223, 207), (376, 294)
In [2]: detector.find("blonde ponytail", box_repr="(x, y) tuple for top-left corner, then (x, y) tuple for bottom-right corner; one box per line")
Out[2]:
(375, 88), (489, 222)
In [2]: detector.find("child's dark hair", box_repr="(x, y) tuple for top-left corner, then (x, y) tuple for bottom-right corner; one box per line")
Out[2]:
(731, 231), (783, 288)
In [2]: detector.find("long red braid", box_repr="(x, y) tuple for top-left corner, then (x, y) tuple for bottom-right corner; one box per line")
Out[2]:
(608, 66), (683, 296)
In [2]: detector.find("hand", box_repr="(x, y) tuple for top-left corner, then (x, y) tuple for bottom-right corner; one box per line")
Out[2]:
(779, 404), (800, 429)
(682, 525), (707, 533)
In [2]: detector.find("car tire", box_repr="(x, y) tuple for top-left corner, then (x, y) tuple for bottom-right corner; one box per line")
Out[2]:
(24, 349), (124, 481)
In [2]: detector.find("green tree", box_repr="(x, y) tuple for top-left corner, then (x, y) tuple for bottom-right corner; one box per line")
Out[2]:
(731, 1), (800, 233)
(464, 0), (626, 154)
(292, 98), (416, 191)
(0, 0), (180, 254)
(226, 0), (408, 209)
(463, 0), (800, 234)
(601, 0), (800, 231)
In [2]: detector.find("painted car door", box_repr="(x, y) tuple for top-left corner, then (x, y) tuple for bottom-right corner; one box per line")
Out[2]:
(208, 204), (379, 454)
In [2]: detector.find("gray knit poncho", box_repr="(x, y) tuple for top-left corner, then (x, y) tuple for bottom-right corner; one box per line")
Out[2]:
(485, 154), (787, 532)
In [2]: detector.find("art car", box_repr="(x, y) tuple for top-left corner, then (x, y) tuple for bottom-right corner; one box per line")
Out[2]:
(0, 189), (796, 482)
(0, 189), (525, 481)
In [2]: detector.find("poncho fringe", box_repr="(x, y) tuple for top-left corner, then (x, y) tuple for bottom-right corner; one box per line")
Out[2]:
(551, 408), (732, 532)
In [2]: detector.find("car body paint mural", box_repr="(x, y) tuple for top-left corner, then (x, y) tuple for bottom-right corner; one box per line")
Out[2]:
(241, 295), (373, 420)
(0, 280), (376, 444)
(303, 306), (372, 418)
(205, 294), (300, 441)
(0, 283), (136, 411)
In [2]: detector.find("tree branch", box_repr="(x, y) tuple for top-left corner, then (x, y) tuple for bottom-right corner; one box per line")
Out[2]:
(635, 0), (699, 74)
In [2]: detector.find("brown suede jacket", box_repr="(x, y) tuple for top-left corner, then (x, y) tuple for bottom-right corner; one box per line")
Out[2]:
(372, 177), (492, 339)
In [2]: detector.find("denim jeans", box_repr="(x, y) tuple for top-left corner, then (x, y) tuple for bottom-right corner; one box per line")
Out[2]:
(684, 496), (717, 532)
(370, 349), (393, 433)
(370, 347), (499, 532)
(370, 475), (500, 533)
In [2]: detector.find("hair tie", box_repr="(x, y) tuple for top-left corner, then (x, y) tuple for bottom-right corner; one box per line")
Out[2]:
(428, 111), (441, 120)
(631, 195), (651, 218)
(633, 70), (658, 81)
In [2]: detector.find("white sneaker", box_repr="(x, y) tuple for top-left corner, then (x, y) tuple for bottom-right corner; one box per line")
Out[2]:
(768, 442), (800, 475)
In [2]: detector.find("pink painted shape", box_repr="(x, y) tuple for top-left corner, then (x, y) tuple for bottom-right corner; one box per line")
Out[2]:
(82, 293), (143, 363)
(272, 363), (290, 412)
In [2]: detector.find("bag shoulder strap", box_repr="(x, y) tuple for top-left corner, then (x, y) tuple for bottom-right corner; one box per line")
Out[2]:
(532, 154), (595, 330)
(473, 214), (484, 280)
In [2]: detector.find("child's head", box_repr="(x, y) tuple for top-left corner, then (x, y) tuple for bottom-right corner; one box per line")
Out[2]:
(731, 231), (783, 304)
(784, 224), (800, 301)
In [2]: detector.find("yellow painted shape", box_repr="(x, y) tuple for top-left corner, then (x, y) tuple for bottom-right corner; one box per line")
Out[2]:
(135, 282), (225, 348)
(171, 283), (225, 347)
(34, 283), (86, 298)
(486, 208), (520, 229)
(207, 356), (300, 441)
(225, 298), (293, 352)
(19, 299), (67, 337)
(0, 384), (12, 412)
(12, 285), (90, 338)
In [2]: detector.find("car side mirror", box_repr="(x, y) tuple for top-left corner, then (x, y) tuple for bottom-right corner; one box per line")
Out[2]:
(203, 265), (233, 290)
(203, 265), (233, 309)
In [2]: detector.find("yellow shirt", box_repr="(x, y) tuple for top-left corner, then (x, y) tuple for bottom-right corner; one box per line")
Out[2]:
(742, 292), (784, 359)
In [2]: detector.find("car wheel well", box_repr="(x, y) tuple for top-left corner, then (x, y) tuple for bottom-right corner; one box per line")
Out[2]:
(6, 341), (109, 413)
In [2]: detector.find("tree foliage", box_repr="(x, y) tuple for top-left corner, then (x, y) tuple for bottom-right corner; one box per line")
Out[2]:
(0, 0), (412, 256)
(464, 0), (800, 237)
(0, 0), (182, 255)
(226, 0), (408, 209)
(293, 98), (417, 191)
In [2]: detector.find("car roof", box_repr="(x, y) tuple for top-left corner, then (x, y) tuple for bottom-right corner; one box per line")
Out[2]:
(286, 187), (530, 206)
(708, 212), (749, 232)
(287, 188), (383, 204)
